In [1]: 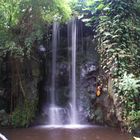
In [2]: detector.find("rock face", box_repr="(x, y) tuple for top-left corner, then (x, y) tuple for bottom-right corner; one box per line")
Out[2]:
(76, 35), (123, 128)
(84, 78), (124, 128)
(78, 62), (98, 123)
(93, 94), (119, 126)
(76, 35), (100, 123)
(0, 110), (9, 126)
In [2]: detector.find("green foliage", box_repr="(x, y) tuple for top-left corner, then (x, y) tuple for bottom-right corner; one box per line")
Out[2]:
(119, 73), (140, 96)
(0, 110), (9, 126)
(0, 0), (21, 28)
(82, 0), (140, 130)
(82, 0), (140, 76)
(128, 111), (140, 129)
(0, 0), (73, 128)
(40, 0), (72, 22)
(118, 72), (140, 131)
(0, 0), (72, 58)
(11, 98), (38, 127)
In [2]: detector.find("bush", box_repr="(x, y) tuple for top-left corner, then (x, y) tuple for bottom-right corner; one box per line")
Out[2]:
(128, 111), (140, 129)
(118, 72), (140, 131)
(11, 98), (38, 128)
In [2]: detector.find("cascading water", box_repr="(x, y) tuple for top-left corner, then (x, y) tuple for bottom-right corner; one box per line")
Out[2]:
(71, 18), (78, 124)
(51, 22), (58, 105)
(68, 18), (78, 124)
(47, 18), (79, 126)
(48, 22), (62, 125)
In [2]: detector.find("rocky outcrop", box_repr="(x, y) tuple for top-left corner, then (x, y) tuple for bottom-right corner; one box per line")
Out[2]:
(0, 110), (9, 126)
(76, 37), (124, 128)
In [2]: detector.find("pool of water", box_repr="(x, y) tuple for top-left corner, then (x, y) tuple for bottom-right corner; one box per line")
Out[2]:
(0, 125), (133, 140)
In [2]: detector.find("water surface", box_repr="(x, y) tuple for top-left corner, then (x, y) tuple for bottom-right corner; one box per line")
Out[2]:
(0, 125), (133, 140)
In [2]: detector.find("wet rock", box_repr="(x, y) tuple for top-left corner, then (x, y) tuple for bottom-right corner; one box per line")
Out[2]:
(0, 109), (9, 126)
(89, 91), (120, 127)
(132, 128), (140, 137)
(81, 63), (97, 78)
(94, 107), (104, 124)
(57, 63), (69, 87)
(0, 96), (9, 112)
(0, 89), (4, 96)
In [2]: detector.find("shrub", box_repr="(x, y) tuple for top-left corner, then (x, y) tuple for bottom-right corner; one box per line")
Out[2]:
(118, 72), (140, 131)
(11, 98), (38, 128)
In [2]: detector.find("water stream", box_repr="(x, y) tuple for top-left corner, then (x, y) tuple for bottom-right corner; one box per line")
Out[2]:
(48, 22), (61, 125)
(51, 22), (59, 105)
(47, 18), (79, 126)
(70, 18), (78, 124)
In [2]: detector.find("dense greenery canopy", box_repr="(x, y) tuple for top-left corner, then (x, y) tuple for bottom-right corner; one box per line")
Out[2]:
(0, 0), (72, 127)
(0, 0), (72, 57)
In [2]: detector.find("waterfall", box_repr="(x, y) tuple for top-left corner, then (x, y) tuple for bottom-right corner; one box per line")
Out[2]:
(71, 18), (77, 124)
(51, 22), (59, 105)
(47, 18), (79, 126)
(49, 22), (61, 125)
(68, 18), (78, 124)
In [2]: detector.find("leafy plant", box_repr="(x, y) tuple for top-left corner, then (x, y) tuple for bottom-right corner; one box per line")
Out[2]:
(82, 0), (140, 131)
(118, 72), (140, 131)
(128, 111), (140, 130)
(11, 98), (38, 127)
(119, 73), (140, 96)
(0, 0), (72, 58)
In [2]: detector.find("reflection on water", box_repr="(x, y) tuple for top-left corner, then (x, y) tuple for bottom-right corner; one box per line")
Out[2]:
(0, 126), (133, 140)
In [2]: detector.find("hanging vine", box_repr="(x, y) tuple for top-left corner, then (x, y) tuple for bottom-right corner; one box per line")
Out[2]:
(82, 0), (140, 131)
